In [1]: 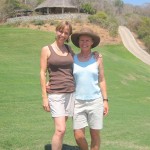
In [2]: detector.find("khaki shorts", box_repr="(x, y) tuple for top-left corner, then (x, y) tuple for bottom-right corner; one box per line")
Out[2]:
(48, 92), (75, 117)
(73, 98), (104, 130)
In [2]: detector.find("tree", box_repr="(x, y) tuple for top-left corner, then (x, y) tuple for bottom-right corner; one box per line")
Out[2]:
(114, 0), (124, 14)
(71, 0), (83, 12)
(0, 0), (7, 21)
(81, 3), (96, 14)
(0, 0), (25, 19)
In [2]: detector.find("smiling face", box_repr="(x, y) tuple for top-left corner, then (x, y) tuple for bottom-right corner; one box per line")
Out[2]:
(56, 26), (70, 43)
(55, 21), (72, 43)
(79, 35), (94, 51)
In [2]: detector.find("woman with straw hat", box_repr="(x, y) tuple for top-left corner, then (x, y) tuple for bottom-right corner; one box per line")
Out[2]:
(71, 27), (109, 150)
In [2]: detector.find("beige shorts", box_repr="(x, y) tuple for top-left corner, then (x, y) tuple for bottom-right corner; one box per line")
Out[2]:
(73, 97), (104, 130)
(48, 92), (75, 117)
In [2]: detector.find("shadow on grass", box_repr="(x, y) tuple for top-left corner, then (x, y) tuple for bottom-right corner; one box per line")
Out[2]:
(45, 144), (80, 150)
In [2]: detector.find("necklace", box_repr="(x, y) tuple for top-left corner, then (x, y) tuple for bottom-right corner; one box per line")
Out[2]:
(52, 42), (68, 56)
(81, 52), (91, 58)
(54, 42), (65, 53)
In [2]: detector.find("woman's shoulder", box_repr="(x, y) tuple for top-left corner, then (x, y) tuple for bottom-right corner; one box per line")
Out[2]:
(42, 45), (49, 50)
(41, 45), (51, 57)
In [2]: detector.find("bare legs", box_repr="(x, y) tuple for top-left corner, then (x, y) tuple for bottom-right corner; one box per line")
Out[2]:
(74, 128), (100, 150)
(51, 117), (68, 150)
(74, 128), (88, 150)
(90, 129), (100, 150)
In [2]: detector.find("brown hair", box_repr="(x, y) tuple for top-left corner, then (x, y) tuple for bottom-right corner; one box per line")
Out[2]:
(56, 21), (72, 43)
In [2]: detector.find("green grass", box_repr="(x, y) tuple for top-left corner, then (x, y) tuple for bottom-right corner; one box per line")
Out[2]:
(0, 26), (150, 150)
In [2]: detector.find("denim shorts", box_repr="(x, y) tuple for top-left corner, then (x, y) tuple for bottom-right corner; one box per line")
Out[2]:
(73, 97), (104, 129)
(48, 92), (75, 117)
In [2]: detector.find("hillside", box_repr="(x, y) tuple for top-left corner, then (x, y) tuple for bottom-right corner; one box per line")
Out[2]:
(18, 21), (148, 51)
(119, 26), (150, 65)
(0, 26), (150, 150)
(18, 22), (122, 45)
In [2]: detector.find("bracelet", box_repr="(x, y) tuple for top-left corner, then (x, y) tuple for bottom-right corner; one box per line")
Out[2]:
(103, 98), (108, 102)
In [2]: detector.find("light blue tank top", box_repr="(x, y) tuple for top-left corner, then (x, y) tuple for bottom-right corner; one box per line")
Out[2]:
(73, 54), (102, 100)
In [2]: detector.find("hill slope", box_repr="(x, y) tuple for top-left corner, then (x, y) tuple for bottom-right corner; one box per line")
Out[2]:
(0, 26), (150, 150)
(119, 26), (150, 65)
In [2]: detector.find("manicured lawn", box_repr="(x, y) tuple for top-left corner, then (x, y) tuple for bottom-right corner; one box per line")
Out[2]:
(0, 26), (150, 150)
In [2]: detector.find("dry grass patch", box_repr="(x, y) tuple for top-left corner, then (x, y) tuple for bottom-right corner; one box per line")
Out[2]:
(18, 21), (122, 46)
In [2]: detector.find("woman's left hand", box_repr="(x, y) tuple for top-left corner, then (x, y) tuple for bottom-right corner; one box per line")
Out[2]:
(92, 51), (102, 60)
(103, 101), (109, 116)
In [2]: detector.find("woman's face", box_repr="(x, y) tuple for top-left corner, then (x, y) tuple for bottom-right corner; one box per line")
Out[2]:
(56, 26), (70, 43)
(79, 35), (93, 50)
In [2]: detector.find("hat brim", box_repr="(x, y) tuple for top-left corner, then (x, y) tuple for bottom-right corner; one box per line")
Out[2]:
(71, 32), (100, 48)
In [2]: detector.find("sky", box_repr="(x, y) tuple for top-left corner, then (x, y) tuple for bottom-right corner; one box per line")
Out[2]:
(123, 0), (150, 6)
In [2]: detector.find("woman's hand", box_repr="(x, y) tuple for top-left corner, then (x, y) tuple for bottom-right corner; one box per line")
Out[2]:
(43, 98), (50, 112)
(93, 51), (102, 60)
(46, 81), (50, 92)
(103, 101), (109, 116)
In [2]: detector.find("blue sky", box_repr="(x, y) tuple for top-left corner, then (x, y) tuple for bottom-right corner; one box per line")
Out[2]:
(123, 0), (150, 5)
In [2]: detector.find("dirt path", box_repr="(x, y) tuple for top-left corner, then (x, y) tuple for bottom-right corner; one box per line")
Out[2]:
(118, 26), (150, 65)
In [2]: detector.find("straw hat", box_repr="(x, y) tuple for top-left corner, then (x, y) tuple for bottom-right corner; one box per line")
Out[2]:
(71, 27), (100, 48)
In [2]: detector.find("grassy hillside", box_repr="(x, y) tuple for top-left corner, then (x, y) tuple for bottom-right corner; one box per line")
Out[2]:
(0, 26), (150, 150)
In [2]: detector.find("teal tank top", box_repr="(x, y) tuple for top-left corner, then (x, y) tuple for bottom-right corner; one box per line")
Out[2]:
(73, 54), (102, 100)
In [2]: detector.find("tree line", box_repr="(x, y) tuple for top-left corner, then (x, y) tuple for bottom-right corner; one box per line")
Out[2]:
(0, 0), (150, 20)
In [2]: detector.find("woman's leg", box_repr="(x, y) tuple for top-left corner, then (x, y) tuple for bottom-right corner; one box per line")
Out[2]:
(90, 129), (100, 150)
(51, 116), (67, 150)
(74, 128), (88, 150)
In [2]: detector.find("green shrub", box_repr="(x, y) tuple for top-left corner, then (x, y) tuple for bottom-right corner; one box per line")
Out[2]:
(81, 3), (96, 15)
(126, 14), (141, 31)
(108, 21), (118, 36)
(49, 20), (59, 26)
(5, 21), (22, 27)
(137, 17), (150, 38)
(88, 11), (118, 36)
(88, 11), (108, 27)
(127, 16), (150, 53)
(134, 17), (150, 53)
(96, 11), (108, 20)
(143, 35), (150, 53)
(31, 20), (45, 26)
(137, 26), (149, 39)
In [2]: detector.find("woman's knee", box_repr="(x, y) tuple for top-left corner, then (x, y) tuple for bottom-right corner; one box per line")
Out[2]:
(54, 117), (66, 136)
(74, 130), (85, 141)
(55, 126), (66, 136)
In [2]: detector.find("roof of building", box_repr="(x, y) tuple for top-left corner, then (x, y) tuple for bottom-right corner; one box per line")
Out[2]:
(35, 0), (77, 10)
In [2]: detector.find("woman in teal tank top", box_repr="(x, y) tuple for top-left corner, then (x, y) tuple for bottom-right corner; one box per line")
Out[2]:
(71, 27), (109, 150)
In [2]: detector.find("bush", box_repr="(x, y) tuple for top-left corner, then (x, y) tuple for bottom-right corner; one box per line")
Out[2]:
(31, 20), (45, 26)
(127, 16), (150, 53)
(126, 14), (141, 31)
(5, 21), (22, 27)
(134, 17), (150, 53)
(143, 36), (150, 53)
(96, 11), (108, 20)
(81, 3), (96, 15)
(88, 11), (108, 27)
(46, 20), (59, 26)
(137, 26), (149, 39)
(108, 22), (118, 37)
(138, 18), (150, 38)
(88, 11), (118, 36)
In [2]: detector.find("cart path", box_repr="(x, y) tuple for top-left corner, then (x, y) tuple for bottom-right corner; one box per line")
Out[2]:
(118, 26), (150, 65)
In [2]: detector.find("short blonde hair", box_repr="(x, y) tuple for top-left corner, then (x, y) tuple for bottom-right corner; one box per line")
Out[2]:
(56, 21), (72, 42)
